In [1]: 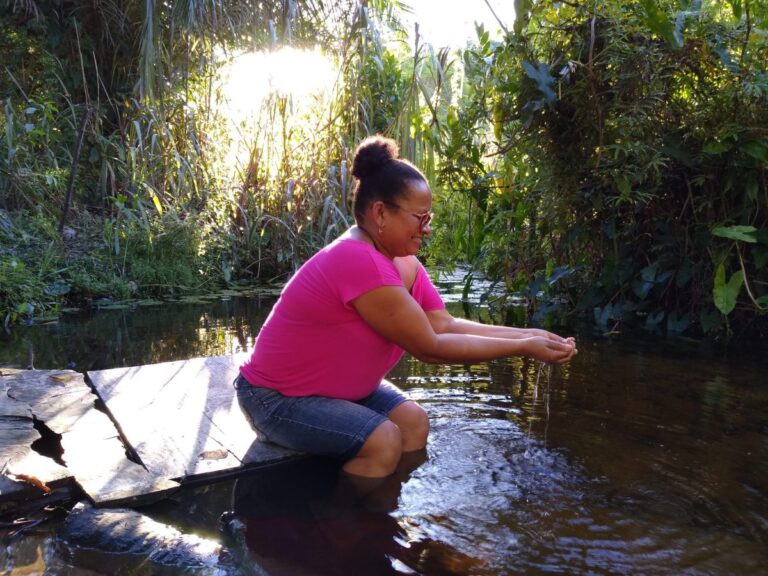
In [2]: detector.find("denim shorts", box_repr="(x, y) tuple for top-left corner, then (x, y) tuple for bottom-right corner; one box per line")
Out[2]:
(234, 374), (409, 460)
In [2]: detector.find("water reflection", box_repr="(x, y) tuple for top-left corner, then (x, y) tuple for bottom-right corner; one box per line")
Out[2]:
(226, 456), (488, 576)
(0, 296), (275, 371)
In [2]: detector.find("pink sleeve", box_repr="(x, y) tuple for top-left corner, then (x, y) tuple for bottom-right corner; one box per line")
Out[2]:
(412, 263), (445, 311)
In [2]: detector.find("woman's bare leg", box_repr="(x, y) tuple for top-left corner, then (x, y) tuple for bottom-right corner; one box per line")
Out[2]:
(387, 400), (429, 451)
(342, 400), (428, 478)
(342, 420), (402, 478)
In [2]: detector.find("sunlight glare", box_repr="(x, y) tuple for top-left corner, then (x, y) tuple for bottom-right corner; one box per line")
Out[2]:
(221, 46), (338, 120)
(215, 46), (338, 177)
(405, 0), (516, 48)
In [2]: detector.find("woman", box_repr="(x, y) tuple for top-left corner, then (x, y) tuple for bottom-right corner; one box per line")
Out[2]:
(236, 135), (577, 480)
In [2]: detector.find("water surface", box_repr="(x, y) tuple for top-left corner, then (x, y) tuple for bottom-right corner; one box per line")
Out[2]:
(1, 283), (766, 575)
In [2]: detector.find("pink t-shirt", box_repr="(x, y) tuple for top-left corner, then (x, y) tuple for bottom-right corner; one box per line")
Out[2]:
(240, 237), (445, 400)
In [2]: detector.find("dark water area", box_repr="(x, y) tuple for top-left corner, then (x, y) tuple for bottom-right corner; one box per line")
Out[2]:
(1, 275), (768, 575)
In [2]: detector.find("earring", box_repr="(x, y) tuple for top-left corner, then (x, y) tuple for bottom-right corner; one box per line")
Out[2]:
(378, 227), (382, 234)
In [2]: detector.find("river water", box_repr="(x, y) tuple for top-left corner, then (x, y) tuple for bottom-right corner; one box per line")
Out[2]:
(1, 274), (767, 575)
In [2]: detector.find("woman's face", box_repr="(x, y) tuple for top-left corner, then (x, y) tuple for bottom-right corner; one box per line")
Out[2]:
(380, 179), (433, 258)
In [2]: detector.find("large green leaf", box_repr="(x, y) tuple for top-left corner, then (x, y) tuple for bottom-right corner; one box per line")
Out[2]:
(713, 264), (744, 316)
(514, 0), (532, 35)
(712, 225), (758, 243)
(702, 140), (730, 154)
(522, 60), (556, 104)
(728, 0), (743, 20)
(640, 0), (683, 49)
(742, 140), (768, 163)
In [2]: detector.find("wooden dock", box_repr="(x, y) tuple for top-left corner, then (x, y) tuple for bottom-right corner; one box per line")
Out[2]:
(0, 355), (299, 514)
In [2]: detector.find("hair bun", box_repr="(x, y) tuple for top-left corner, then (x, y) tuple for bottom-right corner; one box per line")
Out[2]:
(351, 135), (399, 179)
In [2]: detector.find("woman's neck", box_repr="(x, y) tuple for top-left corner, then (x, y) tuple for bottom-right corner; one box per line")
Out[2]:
(353, 224), (392, 259)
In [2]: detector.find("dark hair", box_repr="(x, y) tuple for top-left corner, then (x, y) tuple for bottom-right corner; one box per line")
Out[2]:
(351, 135), (426, 222)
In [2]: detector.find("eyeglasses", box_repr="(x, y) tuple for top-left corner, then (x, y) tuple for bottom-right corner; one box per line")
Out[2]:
(383, 201), (434, 229)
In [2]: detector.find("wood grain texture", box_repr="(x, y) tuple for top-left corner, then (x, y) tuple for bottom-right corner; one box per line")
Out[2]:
(87, 354), (298, 483)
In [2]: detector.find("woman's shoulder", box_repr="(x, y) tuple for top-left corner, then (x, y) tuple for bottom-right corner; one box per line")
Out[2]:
(319, 237), (398, 276)
(392, 256), (420, 291)
(324, 235), (377, 259)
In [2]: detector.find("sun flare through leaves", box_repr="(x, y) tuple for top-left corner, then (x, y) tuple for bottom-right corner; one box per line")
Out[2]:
(215, 46), (340, 178)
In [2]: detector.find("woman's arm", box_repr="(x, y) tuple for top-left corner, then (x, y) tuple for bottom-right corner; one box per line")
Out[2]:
(426, 308), (565, 341)
(394, 257), (568, 344)
(352, 286), (576, 365)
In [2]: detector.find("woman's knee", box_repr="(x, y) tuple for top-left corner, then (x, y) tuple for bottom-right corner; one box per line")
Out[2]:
(351, 420), (402, 474)
(388, 401), (429, 450)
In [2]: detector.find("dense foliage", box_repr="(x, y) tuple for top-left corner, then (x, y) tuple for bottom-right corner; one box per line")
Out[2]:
(0, 0), (386, 324)
(1, 0), (766, 339)
(428, 0), (768, 338)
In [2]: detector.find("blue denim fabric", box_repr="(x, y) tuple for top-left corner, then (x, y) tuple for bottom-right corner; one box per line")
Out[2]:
(235, 375), (408, 459)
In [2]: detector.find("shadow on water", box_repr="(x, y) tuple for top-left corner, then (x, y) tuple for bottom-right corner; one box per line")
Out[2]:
(1, 292), (768, 574)
(223, 456), (489, 576)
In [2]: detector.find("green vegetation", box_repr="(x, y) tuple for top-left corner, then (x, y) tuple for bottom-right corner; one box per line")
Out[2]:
(1, 1), (766, 339)
(450, 0), (768, 338)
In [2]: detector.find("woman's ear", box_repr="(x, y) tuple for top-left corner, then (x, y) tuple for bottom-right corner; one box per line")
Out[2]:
(372, 200), (387, 229)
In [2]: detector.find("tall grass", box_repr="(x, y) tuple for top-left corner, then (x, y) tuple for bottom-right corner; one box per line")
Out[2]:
(0, 1), (430, 324)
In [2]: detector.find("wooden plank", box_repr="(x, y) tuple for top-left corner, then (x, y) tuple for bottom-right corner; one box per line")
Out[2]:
(87, 354), (298, 484)
(1, 369), (178, 507)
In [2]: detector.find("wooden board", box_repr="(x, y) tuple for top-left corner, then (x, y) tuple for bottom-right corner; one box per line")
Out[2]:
(87, 354), (298, 485)
(0, 369), (178, 508)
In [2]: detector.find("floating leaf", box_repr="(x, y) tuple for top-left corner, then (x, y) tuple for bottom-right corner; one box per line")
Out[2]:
(98, 303), (131, 310)
(136, 299), (164, 307)
(9, 473), (51, 494)
(199, 449), (228, 460)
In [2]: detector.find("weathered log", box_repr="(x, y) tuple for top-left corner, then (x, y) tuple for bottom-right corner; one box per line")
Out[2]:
(1, 368), (178, 512)
(2, 356), (299, 515)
